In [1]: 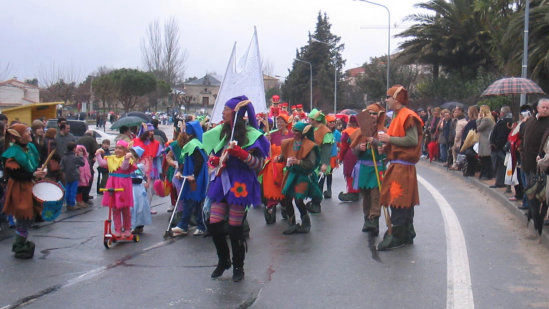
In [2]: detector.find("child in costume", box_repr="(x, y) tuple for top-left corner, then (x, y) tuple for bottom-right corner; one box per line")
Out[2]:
(95, 140), (136, 237)
(170, 120), (208, 236)
(129, 146), (152, 234)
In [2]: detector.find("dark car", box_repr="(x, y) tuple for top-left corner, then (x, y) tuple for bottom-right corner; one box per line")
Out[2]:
(46, 119), (88, 138)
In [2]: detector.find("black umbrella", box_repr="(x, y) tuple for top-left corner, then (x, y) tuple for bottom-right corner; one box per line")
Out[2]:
(126, 112), (152, 122)
(440, 101), (464, 110)
(110, 116), (145, 130)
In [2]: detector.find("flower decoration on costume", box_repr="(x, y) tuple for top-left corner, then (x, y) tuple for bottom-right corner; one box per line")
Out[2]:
(389, 181), (403, 201)
(230, 181), (248, 198)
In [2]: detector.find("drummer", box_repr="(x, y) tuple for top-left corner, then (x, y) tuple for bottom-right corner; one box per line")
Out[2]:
(1, 123), (46, 259)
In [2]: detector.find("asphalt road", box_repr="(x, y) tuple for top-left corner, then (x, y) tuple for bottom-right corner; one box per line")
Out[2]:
(1, 131), (549, 308)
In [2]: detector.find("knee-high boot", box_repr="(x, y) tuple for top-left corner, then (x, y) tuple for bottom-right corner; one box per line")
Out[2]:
(296, 200), (310, 233)
(229, 225), (246, 282)
(209, 222), (231, 278)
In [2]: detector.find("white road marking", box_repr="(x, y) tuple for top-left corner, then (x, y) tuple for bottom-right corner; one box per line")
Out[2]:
(418, 176), (475, 309)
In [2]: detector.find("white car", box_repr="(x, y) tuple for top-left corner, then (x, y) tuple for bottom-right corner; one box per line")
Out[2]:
(90, 129), (117, 150)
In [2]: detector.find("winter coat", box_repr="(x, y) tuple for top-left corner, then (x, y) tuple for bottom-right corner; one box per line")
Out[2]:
(476, 117), (495, 157)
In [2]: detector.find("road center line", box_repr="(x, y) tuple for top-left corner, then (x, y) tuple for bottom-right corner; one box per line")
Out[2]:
(418, 176), (474, 309)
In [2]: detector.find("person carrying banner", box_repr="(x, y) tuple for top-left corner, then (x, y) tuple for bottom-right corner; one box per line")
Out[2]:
(202, 95), (270, 282)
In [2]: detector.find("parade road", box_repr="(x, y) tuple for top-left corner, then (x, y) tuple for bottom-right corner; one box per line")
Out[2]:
(2, 155), (549, 309)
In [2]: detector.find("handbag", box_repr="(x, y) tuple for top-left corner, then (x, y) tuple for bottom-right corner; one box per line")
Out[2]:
(525, 171), (547, 202)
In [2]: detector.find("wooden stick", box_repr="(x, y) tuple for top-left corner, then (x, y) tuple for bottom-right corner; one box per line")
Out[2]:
(41, 149), (56, 170)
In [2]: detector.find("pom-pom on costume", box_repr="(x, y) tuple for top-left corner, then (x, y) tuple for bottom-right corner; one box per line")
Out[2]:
(202, 95), (270, 282)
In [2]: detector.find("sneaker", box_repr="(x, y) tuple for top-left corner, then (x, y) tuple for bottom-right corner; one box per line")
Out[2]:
(167, 206), (175, 213)
(193, 229), (205, 236)
(171, 227), (188, 236)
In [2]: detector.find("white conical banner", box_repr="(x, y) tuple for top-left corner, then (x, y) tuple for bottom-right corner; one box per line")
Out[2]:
(210, 27), (267, 124)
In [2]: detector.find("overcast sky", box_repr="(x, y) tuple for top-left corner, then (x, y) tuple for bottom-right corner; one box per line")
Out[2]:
(1, 0), (422, 84)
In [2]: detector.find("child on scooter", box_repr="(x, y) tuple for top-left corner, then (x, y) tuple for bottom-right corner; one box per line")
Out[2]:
(95, 140), (136, 237)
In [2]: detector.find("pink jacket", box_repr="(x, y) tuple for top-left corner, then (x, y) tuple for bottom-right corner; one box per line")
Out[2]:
(76, 145), (92, 186)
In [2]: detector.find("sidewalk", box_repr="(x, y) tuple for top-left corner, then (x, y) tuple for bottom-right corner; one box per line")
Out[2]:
(419, 158), (549, 245)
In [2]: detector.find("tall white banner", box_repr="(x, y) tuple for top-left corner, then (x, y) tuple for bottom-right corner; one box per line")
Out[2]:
(210, 27), (267, 124)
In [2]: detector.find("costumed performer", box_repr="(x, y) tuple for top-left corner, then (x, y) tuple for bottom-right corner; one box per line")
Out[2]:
(261, 114), (293, 224)
(132, 124), (162, 212)
(338, 115), (360, 201)
(377, 85), (423, 251)
(306, 108), (333, 213)
(95, 140), (137, 238)
(277, 122), (321, 234)
(2, 123), (46, 259)
(170, 120), (208, 236)
(349, 103), (387, 234)
(129, 146), (152, 234)
(202, 95), (269, 282)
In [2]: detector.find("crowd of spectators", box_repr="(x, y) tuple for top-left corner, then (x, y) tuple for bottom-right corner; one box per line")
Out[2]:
(420, 99), (549, 224)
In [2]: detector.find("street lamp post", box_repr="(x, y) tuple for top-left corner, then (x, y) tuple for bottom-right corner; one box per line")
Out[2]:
(355, 0), (390, 91)
(520, 1), (530, 106)
(295, 58), (313, 111)
(311, 37), (338, 113)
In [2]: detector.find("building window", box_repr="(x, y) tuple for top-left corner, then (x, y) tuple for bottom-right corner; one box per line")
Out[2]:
(202, 96), (209, 106)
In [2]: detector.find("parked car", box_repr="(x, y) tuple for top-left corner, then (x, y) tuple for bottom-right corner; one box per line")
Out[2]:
(46, 119), (88, 138)
(89, 129), (117, 150)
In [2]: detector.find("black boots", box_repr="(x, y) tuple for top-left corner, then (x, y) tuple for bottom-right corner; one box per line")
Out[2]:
(210, 223), (231, 279)
(210, 222), (246, 282)
(12, 234), (35, 259)
(229, 226), (246, 282)
(264, 205), (276, 224)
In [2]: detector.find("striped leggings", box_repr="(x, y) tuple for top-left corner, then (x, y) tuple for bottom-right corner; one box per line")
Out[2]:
(209, 202), (246, 226)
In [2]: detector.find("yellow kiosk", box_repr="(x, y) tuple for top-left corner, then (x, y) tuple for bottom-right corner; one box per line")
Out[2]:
(0, 102), (62, 124)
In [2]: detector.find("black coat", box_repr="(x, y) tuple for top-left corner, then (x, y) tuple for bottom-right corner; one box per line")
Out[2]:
(490, 116), (512, 151)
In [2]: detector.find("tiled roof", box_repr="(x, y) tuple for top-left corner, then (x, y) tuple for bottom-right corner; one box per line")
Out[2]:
(186, 74), (221, 87)
(0, 79), (39, 89)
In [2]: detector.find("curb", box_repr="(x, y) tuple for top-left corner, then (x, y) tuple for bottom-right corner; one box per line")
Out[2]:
(419, 159), (549, 244)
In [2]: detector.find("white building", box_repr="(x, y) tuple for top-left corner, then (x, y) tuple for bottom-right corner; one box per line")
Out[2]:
(0, 79), (40, 109)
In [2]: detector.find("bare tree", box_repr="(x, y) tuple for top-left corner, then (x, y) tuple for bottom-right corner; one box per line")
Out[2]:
(163, 17), (187, 87)
(262, 58), (274, 76)
(141, 20), (163, 76)
(141, 17), (187, 87)
(38, 62), (83, 88)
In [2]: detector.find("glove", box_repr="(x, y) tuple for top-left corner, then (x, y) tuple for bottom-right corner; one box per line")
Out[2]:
(208, 156), (220, 168)
(227, 145), (249, 161)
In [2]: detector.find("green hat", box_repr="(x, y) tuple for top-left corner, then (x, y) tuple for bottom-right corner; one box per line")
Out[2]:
(293, 121), (315, 141)
(308, 108), (325, 124)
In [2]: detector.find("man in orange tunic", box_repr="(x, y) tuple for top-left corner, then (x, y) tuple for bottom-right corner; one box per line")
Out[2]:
(377, 85), (423, 251)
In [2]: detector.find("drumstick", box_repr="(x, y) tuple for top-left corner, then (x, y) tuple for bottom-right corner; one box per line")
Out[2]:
(41, 149), (56, 170)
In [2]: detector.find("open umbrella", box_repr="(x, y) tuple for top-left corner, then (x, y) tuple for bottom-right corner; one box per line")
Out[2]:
(126, 111), (152, 122)
(339, 109), (358, 115)
(110, 116), (145, 130)
(481, 77), (545, 96)
(440, 101), (464, 110)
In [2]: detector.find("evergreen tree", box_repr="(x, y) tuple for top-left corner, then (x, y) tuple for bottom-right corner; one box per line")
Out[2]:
(281, 12), (345, 112)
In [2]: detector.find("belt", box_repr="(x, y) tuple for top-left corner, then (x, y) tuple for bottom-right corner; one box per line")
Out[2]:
(108, 173), (130, 178)
(388, 160), (416, 166)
